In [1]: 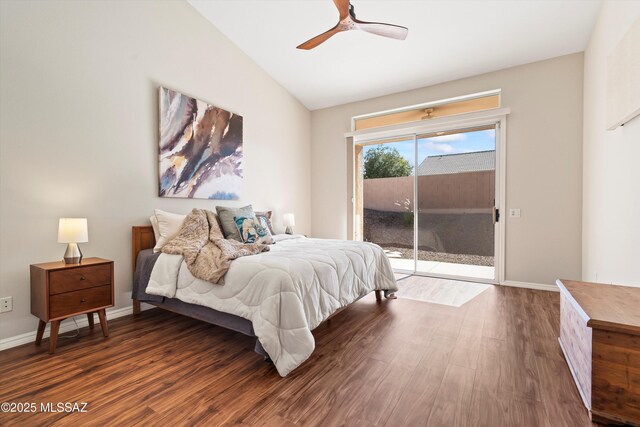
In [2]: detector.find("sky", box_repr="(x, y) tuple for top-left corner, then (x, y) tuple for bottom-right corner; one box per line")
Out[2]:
(363, 129), (496, 169)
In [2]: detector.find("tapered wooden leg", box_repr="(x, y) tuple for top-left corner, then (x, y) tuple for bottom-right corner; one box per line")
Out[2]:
(133, 299), (141, 316)
(49, 320), (60, 354)
(35, 320), (46, 345)
(97, 309), (109, 337)
(87, 312), (95, 329)
(375, 290), (382, 302)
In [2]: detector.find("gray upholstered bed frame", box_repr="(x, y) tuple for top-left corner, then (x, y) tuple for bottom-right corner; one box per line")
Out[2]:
(131, 225), (392, 361)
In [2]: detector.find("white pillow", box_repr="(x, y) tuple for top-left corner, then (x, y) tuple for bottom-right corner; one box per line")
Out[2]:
(149, 215), (160, 243)
(153, 209), (186, 253)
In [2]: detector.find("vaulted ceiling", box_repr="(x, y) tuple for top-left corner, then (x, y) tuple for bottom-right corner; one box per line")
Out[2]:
(188, 0), (602, 110)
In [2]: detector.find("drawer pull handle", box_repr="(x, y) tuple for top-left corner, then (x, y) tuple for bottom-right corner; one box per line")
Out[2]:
(80, 299), (86, 303)
(80, 276), (86, 281)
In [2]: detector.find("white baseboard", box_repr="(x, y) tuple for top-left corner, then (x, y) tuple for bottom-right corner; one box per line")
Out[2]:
(0, 305), (135, 352)
(501, 280), (559, 292)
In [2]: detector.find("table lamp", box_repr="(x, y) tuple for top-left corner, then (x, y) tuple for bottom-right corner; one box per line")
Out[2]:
(58, 218), (88, 264)
(283, 213), (295, 235)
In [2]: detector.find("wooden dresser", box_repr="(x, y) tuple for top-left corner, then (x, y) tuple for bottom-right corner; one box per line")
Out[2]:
(31, 258), (114, 353)
(557, 279), (640, 426)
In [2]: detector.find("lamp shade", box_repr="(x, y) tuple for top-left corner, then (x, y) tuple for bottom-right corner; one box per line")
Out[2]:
(283, 213), (295, 227)
(58, 218), (88, 243)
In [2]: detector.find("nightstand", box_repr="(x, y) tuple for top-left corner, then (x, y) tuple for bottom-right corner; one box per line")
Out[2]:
(30, 257), (114, 353)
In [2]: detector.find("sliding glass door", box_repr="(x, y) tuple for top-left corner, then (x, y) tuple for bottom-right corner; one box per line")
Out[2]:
(357, 136), (416, 272)
(416, 126), (496, 281)
(355, 124), (499, 282)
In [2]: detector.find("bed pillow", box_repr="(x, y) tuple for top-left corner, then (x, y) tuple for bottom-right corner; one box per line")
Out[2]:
(256, 216), (274, 237)
(234, 216), (274, 244)
(255, 210), (275, 235)
(216, 205), (255, 241)
(153, 209), (186, 253)
(149, 215), (160, 243)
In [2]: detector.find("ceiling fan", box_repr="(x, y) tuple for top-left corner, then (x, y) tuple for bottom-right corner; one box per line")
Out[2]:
(296, 0), (408, 50)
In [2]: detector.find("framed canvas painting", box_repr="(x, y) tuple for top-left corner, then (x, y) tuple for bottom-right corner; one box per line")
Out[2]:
(158, 87), (243, 199)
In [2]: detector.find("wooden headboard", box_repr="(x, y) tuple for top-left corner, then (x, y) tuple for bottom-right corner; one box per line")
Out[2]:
(132, 226), (156, 278)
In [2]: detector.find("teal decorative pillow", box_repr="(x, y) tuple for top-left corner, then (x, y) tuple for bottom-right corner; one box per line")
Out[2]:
(234, 216), (274, 244)
(255, 211), (275, 235)
(256, 216), (273, 235)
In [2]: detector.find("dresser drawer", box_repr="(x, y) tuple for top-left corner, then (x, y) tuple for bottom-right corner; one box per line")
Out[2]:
(49, 264), (111, 295)
(49, 285), (112, 319)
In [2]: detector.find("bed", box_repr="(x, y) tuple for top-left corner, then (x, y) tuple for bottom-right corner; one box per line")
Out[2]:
(131, 225), (397, 376)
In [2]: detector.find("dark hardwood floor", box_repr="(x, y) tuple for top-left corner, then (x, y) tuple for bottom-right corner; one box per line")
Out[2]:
(0, 278), (597, 426)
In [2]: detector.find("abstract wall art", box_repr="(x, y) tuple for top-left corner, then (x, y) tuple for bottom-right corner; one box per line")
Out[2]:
(159, 87), (243, 199)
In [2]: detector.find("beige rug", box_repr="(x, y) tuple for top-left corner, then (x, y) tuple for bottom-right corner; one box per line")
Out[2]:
(394, 274), (491, 307)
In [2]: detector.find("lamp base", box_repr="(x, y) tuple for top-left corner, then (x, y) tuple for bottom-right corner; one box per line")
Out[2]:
(63, 243), (83, 264)
(285, 227), (293, 235)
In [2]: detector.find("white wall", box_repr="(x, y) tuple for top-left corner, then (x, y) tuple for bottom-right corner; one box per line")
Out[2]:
(582, 2), (640, 286)
(0, 0), (311, 339)
(311, 54), (584, 286)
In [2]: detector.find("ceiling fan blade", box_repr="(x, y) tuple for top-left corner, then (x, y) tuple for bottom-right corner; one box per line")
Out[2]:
(354, 19), (408, 40)
(333, 0), (350, 20)
(296, 24), (343, 50)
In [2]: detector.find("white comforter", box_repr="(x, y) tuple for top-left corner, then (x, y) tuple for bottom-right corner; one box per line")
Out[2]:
(145, 236), (397, 376)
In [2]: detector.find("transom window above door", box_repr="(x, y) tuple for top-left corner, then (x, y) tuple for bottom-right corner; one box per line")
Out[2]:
(353, 90), (500, 131)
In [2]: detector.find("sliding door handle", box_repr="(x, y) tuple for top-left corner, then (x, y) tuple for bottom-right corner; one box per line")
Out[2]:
(492, 207), (500, 224)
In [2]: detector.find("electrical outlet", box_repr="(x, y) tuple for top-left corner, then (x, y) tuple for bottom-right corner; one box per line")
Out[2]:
(0, 296), (12, 313)
(509, 208), (521, 218)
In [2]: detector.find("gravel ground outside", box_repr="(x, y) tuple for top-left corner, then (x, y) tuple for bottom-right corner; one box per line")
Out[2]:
(363, 209), (495, 266)
(381, 245), (494, 267)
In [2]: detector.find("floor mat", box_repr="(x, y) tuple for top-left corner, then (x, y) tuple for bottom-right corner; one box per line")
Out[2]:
(394, 274), (491, 307)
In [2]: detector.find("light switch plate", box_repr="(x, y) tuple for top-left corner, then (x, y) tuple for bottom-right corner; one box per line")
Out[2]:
(509, 208), (521, 218)
(0, 296), (12, 313)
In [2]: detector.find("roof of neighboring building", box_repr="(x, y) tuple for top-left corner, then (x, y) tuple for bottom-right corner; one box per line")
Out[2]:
(416, 150), (495, 175)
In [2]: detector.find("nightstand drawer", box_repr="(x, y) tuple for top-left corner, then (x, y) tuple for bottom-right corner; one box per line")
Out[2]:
(49, 264), (111, 295)
(49, 285), (112, 319)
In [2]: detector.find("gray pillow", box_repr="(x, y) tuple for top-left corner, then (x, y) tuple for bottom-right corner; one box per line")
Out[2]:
(216, 205), (255, 241)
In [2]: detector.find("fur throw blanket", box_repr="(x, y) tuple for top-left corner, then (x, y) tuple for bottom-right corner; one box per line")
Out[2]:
(162, 208), (270, 283)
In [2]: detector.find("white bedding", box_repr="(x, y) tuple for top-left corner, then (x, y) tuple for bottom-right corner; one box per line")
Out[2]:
(145, 236), (397, 376)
